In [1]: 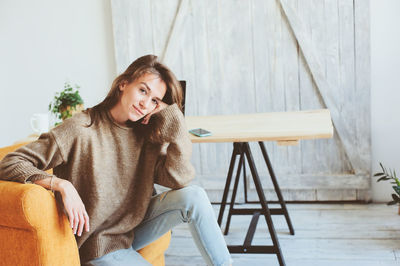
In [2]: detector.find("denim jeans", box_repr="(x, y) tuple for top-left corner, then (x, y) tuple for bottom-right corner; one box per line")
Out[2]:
(84, 185), (232, 266)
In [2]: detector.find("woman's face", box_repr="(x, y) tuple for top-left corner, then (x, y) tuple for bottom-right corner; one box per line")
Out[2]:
(119, 73), (167, 122)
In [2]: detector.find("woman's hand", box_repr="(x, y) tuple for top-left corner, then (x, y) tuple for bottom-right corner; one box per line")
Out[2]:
(141, 101), (168, 125)
(58, 180), (90, 236)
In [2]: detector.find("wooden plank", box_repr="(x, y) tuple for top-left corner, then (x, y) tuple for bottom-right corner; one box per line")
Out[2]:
(196, 0), (232, 180)
(266, 0), (288, 179)
(277, 0), (303, 176)
(166, 255), (400, 266)
(197, 173), (370, 190)
(251, 0), (274, 114)
(394, 250), (400, 261)
(338, 0), (359, 172)
(278, 0), (363, 173)
(321, 0), (354, 174)
(290, 0), (349, 178)
(167, 236), (399, 260)
(356, 189), (372, 202)
(244, 188), (317, 202)
(213, 0), (257, 194)
(354, 0), (371, 174)
(250, 0), (282, 184)
(167, 204), (400, 265)
(277, 140), (299, 146)
(316, 189), (357, 201)
(149, 0), (179, 57)
(160, 0), (190, 65)
(186, 0), (210, 175)
(166, 256), (400, 266)
(218, 0), (255, 115)
(110, 0), (154, 72)
(295, 0), (326, 176)
(185, 109), (333, 143)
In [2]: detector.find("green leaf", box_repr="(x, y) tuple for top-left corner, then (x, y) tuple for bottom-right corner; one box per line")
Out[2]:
(374, 172), (385, 177)
(49, 81), (83, 118)
(387, 201), (397, 206)
(391, 194), (400, 201)
(380, 162), (386, 173)
(377, 176), (390, 182)
(393, 186), (400, 195)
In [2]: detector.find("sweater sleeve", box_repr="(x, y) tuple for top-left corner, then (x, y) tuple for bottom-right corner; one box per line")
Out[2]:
(0, 132), (65, 183)
(148, 104), (195, 189)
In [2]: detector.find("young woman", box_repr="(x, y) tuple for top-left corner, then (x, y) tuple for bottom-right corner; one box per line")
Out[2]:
(0, 55), (232, 266)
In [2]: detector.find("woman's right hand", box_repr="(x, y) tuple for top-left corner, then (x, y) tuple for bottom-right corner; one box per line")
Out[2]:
(58, 180), (90, 236)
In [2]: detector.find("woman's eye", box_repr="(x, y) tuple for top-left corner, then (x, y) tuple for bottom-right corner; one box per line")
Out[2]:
(139, 88), (146, 94)
(152, 99), (158, 105)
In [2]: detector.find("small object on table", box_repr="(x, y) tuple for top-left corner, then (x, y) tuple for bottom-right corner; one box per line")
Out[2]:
(189, 128), (212, 137)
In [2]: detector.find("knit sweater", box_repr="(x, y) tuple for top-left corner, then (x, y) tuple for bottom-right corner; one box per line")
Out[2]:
(0, 103), (195, 263)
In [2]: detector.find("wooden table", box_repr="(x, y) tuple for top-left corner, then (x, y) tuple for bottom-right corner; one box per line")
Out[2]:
(185, 109), (333, 266)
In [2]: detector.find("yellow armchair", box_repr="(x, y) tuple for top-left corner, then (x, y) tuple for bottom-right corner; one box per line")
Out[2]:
(0, 143), (171, 266)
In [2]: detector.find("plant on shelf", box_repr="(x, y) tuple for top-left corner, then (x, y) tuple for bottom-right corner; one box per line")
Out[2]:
(374, 163), (400, 208)
(49, 82), (84, 126)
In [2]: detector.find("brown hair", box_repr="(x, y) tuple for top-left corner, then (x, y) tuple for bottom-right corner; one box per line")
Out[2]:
(85, 54), (183, 127)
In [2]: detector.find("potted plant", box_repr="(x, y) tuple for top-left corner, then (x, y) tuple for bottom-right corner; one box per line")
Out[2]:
(49, 82), (84, 125)
(374, 163), (400, 214)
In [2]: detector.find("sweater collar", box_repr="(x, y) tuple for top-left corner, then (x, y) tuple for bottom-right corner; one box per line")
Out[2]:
(104, 110), (132, 130)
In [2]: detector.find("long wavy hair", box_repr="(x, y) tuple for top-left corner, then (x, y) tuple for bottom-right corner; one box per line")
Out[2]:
(85, 54), (183, 127)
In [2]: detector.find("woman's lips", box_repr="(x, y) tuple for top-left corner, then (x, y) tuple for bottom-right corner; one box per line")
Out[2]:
(133, 105), (144, 115)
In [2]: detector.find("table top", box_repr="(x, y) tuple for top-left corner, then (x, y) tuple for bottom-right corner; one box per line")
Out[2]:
(14, 109), (333, 146)
(185, 109), (334, 144)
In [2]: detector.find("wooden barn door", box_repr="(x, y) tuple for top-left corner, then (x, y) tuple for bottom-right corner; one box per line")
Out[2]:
(111, 0), (371, 202)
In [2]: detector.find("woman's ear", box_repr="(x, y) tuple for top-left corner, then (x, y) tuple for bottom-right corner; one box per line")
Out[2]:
(119, 81), (127, 91)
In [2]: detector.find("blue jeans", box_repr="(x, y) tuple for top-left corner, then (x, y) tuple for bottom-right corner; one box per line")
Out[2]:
(84, 185), (232, 266)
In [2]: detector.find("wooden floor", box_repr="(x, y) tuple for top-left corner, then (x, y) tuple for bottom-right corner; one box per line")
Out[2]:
(165, 203), (400, 266)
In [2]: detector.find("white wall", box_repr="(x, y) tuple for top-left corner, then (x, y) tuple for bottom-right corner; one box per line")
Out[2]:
(0, 0), (116, 147)
(371, 0), (400, 202)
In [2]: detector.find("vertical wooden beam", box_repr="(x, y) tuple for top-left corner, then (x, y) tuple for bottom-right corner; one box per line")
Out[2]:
(354, 0), (371, 200)
(354, 0), (371, 175)
(111, 0), (154, 72)
(278, 0), (363, 173)
(160, 0), (190, 64)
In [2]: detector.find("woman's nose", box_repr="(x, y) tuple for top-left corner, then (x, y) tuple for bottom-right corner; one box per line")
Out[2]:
(139, 97), (152, 110)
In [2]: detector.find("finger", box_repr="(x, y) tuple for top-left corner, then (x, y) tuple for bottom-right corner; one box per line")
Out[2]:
(142, 104), (162, 125)
(142, 114), (151, 125)
(84, 211), (90, 232)
(73, 210), (79, 234)
(67, 209), (74, 229)
(77, 211), (84, 236)
(141, 113), (150, 124)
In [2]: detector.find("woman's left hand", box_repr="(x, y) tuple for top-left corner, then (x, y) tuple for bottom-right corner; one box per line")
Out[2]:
(141, 101), (168, 124)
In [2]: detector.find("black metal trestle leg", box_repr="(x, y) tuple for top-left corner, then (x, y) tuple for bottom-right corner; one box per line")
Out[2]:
(217, 142), (286, 266)
(224, 151), (244, 235)
(217, 143), (241, 226)
(222, 142), (295, 235)
(228, 141), (295, 235)
(258, 142), (295, 235)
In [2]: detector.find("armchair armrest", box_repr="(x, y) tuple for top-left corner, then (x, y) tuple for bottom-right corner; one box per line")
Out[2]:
(0, 180), (80, 265)
(0, 181), (57, 229)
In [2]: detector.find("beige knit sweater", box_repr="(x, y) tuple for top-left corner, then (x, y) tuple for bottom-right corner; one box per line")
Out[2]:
(0, 104), (195, 263)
